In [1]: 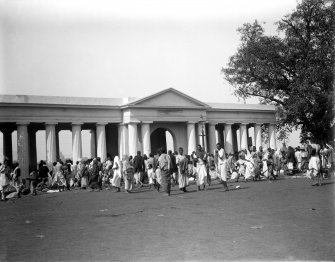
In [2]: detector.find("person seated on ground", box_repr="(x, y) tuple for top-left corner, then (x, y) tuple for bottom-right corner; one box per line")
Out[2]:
(20, 179), (30, 195)
(36, 177), (49, 192)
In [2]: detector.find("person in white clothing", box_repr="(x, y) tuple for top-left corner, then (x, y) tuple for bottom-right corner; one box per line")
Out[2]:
(295, 147), (302, 172)
(215, 143), (229, 191)
(111, 156), (122, 192)
(307, 148), (321, 186)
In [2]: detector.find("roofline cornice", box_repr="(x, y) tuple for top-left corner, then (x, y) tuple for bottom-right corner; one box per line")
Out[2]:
(0, 103), (120, 110)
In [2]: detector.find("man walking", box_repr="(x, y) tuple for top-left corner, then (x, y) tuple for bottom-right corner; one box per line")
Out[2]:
(133, 151), (145, 188)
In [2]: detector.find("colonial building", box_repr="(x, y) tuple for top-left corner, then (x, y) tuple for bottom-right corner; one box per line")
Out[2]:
(0, 88), (276, 178)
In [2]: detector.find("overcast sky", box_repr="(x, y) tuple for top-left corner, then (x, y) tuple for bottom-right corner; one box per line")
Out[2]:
(0, 0), (298, 103)
(0, 0), (301, 160)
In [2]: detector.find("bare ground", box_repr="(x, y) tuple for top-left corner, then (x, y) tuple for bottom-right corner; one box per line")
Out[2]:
(0, 177), (334, 261)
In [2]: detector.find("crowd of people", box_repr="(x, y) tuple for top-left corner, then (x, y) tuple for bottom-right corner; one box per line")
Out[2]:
(0, 141), (334, 200)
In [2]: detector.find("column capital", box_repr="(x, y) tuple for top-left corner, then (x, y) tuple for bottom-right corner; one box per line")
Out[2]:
(96, 122), (108, 126)
(187, 121), (197, 124)
(208, 122), (217, 126)
(45, 122), (58, 126)
(128, 121), (140, 124)
(16, 121), (30, 126)
(224, 122), (234, 126)
(72, 122), (84, 125)
(240, 123), (249, 125)
(141, 121), (153, 124)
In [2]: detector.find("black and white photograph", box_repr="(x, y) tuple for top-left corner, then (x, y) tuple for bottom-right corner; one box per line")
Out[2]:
(0, 0), (334, 261)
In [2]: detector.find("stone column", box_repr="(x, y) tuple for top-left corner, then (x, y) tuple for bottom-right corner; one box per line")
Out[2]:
(208, 122), (217, 153)
(187, 122), (196, 155)
(236, 127), (241, 151)
(72, 123), (82, 163)
(224, 123), (233, 154)
(268, 123), (276, 150)
(128, 122), (138, 157)
(240, 123), (248, 151)
(55, 126), (60, 160)
(28, 128), (37, 169)
(215, 127), (219, 145)
(45, 123), (57, 167)
(197, 122), (207, 150)
(17, 122), (29, 178)
(118, 124), (129, 158)
(2, 128), (13, 161)
(254, 123), (262, 150)
(141, 121), (152, 157)
(89, 129), (96, 158)
(96, 123), (107, 162)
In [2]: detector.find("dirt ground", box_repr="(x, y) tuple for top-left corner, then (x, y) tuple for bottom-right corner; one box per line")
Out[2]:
(0, 177), (334, 261)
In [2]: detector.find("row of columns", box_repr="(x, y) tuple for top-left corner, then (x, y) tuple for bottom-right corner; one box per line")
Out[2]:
(1, 122), (110, 178)
(207, 123), (276, 155)
(121, 121), (276, 157)
(1, 121), (276, 178)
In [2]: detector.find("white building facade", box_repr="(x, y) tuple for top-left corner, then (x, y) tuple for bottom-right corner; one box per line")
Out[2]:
(0, 88), (277, 178)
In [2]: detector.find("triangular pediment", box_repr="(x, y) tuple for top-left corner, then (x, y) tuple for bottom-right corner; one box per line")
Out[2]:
(124, 88), (210, 108)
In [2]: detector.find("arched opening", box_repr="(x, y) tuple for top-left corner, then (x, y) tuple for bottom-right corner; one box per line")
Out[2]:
(150, 128), (175, 154)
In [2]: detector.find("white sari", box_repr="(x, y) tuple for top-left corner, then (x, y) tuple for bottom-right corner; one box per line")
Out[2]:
(111, 156), (122, 188)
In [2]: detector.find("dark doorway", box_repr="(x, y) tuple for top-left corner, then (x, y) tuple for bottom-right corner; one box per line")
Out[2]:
(150, 128), (175, 154)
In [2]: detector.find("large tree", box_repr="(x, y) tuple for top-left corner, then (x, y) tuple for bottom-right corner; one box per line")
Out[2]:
(223, 0), (334, 144)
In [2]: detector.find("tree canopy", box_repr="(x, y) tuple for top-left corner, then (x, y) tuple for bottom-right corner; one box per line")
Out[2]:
(222, 0), (334, 144)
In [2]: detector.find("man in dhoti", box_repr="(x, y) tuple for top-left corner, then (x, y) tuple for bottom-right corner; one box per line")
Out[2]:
(192, 145), (208, 191)
(176, 147), (188, 193)
(215, 143), (229, 191)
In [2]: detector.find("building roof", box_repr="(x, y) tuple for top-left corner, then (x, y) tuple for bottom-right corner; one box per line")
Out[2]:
(0, 94), (126, 107)
(207, 102), (276, 111)
(0, 90), (276, 112)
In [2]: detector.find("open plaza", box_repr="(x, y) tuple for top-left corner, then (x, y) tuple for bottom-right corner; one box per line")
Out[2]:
(0, 177), (334, 261)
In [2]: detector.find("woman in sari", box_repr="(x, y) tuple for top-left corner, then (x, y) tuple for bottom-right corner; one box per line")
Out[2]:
(158, 147), (171, 196)
(0, 159), (11, 200)
(111, 156), (122, 192)
(122, 155), (134, 193)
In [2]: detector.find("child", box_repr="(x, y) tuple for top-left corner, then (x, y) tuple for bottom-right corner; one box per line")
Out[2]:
(235, 153), (246, 182)
(28, 170), (38, 196)
(155, 165), (162, 192)
(147, 164), (156, 190)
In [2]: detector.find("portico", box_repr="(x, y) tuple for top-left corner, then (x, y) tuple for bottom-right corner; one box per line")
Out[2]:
(0, 88), (276, 178)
